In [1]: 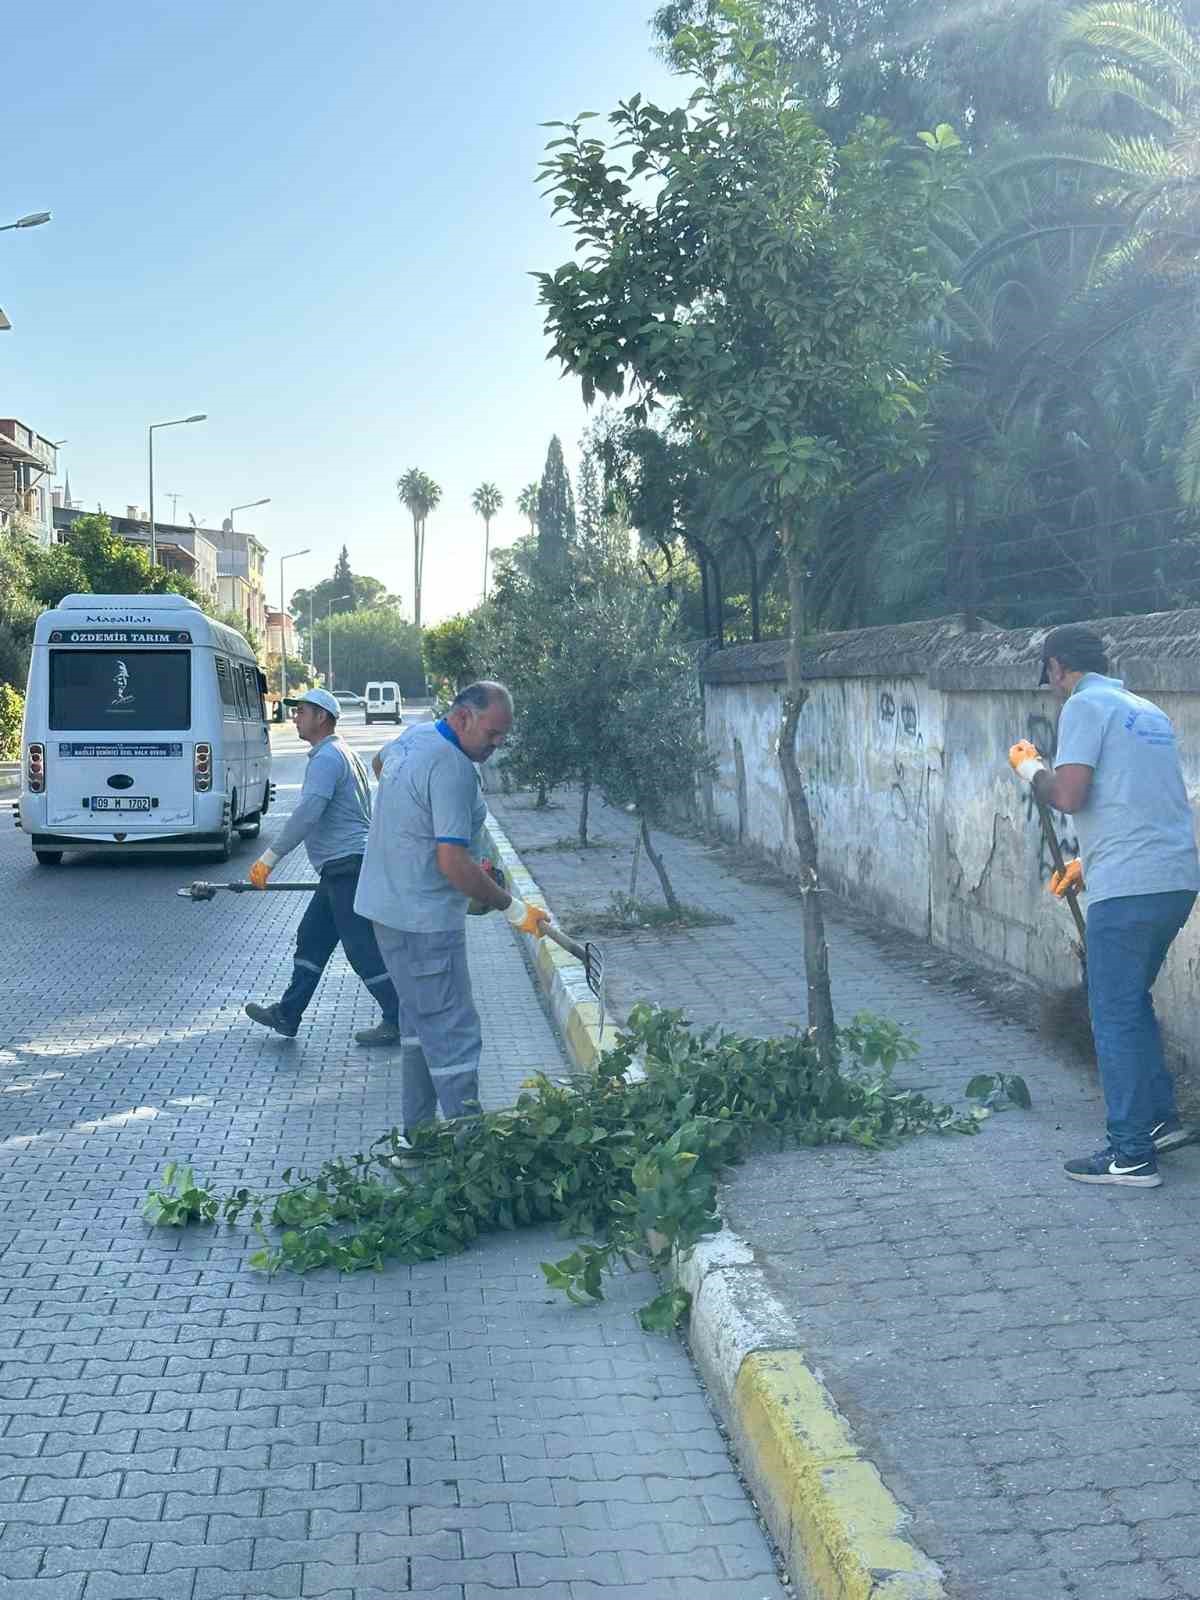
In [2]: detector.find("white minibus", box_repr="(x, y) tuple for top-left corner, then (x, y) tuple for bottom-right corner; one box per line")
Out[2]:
(16, 592), (274, 866)
(364, 680), (403, 725)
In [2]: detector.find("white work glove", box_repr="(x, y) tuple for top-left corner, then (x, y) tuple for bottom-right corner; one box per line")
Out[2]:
(1008, 740), (1048, 785)
(504, 896), (550, 938)
(249, 848), (279, 890)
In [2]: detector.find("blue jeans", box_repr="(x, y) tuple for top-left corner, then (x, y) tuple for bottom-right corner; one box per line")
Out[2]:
(1087, 890), (1196, 1160)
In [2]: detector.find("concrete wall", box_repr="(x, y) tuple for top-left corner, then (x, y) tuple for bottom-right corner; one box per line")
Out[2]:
(702, 611), (1200, 1066)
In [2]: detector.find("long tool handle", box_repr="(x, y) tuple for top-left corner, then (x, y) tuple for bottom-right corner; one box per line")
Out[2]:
(1033, 793), (1088, 949)
(543, 920), (587, 963)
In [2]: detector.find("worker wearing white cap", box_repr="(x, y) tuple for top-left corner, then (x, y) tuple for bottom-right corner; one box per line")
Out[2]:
(242, 686), (403, 1045)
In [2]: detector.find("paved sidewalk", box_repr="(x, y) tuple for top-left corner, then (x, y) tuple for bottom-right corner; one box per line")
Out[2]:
(488, 785), (1200, 1600)
(0, 737), (788, 1600)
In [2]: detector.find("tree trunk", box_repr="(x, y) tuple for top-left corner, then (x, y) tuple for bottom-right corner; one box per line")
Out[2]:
(482, 517), (491, 603)
(640, 813), (680, 915)
(412, 513), (422, 630)
(780, 540), (837, 1065)
(536, 781), (548, 809)
(579, 778), (591, 847)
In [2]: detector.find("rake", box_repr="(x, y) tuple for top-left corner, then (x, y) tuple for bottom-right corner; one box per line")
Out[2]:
(176, 877), (609, 1042)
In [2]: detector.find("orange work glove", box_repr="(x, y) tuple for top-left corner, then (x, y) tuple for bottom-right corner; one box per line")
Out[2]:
(248, 851), (277, 890)
(504, 896), (550, 938)
(1049, 858), (1084, 898)
(1008, 740), (1047, 784)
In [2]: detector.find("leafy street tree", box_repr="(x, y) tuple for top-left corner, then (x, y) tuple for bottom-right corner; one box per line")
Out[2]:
(516, 481), (540, 537)
(535, 437), (576, 577)
(324, 607), (425, 697)
(536, 5), (955, 1059)
(397, 467), (442, 628)
(471, 482), (504, 602)
(421, 614), (481, 696)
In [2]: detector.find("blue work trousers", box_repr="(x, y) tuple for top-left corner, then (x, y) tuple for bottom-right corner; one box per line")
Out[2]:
(278, 857), (401, 1030)
(1087, 890), (1196, 1160)
(372, 923), (482, 1133)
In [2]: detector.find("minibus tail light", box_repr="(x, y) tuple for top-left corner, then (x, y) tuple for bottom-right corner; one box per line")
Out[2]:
(194, 742), (213, 792)
(26, 743), (45, 794)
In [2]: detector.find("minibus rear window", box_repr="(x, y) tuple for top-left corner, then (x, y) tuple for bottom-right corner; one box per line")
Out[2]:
(49, 650), (191, 731)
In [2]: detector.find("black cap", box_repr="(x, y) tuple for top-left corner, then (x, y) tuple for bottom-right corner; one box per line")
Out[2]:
(1039, 624), (1109, 686)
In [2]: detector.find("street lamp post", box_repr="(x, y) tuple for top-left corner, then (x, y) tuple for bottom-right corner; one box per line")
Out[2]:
(327, 594), (351, 689)
(279, 548), (311, 707)
(148, 415), (206, 566)
(0, 211), (51, 333)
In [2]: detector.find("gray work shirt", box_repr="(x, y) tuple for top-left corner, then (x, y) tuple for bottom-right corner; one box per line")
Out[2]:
(269, 733), (373, 873)
(1054, 673), (1200, 904)
(354, 720), (486, 932)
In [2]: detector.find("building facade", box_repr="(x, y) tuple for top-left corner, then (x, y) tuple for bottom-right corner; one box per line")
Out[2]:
(53, 506), (221, 598)
(209, 523), (269, 637)
(264, 608), (298, 660)
(0, 419), (57, 547)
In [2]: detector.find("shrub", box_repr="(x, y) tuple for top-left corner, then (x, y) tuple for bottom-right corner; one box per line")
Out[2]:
(0, 684), (23, 761)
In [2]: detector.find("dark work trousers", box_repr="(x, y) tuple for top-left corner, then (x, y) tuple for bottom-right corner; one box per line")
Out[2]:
(277, 856), (401, 1030)
(371, 923), (482, 1132)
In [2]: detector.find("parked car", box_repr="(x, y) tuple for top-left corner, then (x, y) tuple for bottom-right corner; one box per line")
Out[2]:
(332, 690), (366, 708)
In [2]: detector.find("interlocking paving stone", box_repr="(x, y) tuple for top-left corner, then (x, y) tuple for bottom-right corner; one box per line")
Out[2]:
(489, 780), (1200, 1600)
(0, 726), (786, 1598)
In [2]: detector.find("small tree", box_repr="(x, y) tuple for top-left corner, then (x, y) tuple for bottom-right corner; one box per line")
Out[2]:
(422, 614), (480, 694)
(471, 482), (504, 601)
(536, 6), (954, 1058)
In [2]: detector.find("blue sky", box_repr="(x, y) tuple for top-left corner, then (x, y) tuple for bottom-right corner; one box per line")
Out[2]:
(3, 1), (683, 624)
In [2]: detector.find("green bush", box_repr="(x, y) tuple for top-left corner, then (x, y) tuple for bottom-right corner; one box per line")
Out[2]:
(0, 684), (23, 761)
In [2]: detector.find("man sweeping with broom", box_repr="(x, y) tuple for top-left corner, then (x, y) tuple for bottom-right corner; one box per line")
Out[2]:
(1008, 624), (1200, 1188)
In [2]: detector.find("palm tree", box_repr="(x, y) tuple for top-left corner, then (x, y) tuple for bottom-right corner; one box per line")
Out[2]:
(471, 482), (504, 602)
(984, 0), (1200, 502)
(397, 468), (442, 628)
(516, 482), (539, 537)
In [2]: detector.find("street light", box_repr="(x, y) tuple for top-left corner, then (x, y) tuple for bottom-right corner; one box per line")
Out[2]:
(327, 594), (351, 689)
(0, 210), (51, 332)
(230, 497), (270, 527)
(0, 213), (51, 232)
(279, 548), (311, 706)
(148, 415), (206, 566)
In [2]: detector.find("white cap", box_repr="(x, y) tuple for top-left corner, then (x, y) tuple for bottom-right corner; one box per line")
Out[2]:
(288, 687), (340, 718)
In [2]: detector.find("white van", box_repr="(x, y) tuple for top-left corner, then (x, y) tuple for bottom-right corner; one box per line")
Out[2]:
(16, 593), (274, 866)
(364, 680), (403, 725)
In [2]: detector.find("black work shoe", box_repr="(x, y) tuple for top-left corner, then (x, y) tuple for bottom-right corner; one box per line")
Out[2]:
(1151, 1119), (1194, 1153)
(1064, 1148), (1162, 1188)
(244, 1002), (299, 1039)
(354, 1021), (402, 1047)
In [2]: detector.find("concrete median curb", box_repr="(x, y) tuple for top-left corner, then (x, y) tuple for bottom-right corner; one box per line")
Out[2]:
(482, 806), (946, 1600)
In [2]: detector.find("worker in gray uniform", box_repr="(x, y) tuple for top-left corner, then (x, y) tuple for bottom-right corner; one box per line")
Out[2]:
(243, 686), (403, 1045)
(355, 681), (549, 1132)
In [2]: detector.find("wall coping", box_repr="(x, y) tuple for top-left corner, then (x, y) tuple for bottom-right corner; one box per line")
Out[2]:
(702, 608), (1200, 692)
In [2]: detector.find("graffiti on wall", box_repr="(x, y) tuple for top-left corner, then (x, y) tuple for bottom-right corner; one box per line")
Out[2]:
(880, 682), (931, 828)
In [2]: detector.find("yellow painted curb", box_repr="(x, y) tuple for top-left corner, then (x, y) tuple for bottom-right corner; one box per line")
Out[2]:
(481, 809), (944, 1600)
(482, 812), (609, 1072)
(732, 1352), (946, 1600)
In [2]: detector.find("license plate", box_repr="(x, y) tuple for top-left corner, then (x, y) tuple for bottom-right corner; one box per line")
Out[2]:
(91, 796), (151, 812)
